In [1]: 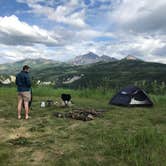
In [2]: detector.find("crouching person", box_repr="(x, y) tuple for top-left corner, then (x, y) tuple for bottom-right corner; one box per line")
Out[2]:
(16, 65), (31, 120)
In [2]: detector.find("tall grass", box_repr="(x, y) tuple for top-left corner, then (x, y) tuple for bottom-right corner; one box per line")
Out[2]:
(32, 87), (115, 99)
(0, 86), (166, 165)
(0, 87), (16, 97)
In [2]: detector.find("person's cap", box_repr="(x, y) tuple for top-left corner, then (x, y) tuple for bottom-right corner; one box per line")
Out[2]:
(23, 65), (30, 70)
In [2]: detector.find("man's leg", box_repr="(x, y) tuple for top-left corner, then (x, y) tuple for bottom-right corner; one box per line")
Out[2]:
(24, 101), (29, 119)
(18, 95), (23, 119)
(22, 92), (31, 119)
(28, 100), (31, 113)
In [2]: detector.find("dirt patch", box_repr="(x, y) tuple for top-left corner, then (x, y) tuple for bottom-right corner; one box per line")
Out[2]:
(9, 127), (31, 140)
(68, 123), (81, 130)
(0, 127), (8, 141)
(95, 155), (105, 162)
(16, 147), (32, 153)
(0, 118), (10, 124)
(31, 150), (46, 162)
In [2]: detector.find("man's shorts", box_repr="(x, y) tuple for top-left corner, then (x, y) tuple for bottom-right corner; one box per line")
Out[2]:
(18, 91), (31, 102)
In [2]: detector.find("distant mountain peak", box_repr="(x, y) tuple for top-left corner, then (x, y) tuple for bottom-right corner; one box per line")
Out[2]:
(125, 55), (139, 60)
(101, 54), (108, 57)
(82, 52), (99, 59)
(100, 55), (117, 62)
(69, 52), (117, 65)
(69, 52), (99, 65)
(88, 51), (96, 54)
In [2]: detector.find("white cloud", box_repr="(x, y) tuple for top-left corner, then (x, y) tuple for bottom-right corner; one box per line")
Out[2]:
(111, 0), (166, 34)
(103, 0), (166, 63)
(0, 15), (58, 46)
(0, 44), (58, 64)
(17, 0), (87, 28)
(75, 29), (114, 41)
(1, 0), (166, 64)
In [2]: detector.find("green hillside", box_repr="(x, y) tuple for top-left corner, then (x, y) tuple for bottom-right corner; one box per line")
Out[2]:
(0, 87), (166, 165)
(29, 60), (166, 91)
(1, 59), (166, 92)
(69, 60), (166, 89)
(0, 59), (65, 75)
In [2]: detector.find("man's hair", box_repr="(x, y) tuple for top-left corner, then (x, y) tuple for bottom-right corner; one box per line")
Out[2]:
(23, 65), (30, 71)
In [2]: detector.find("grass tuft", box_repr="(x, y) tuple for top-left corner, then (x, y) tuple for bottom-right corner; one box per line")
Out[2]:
(8, 137), (30, 146)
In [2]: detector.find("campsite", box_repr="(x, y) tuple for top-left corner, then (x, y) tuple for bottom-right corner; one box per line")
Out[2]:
(0, 87), (166, 165)
(0, 0), (166, 165)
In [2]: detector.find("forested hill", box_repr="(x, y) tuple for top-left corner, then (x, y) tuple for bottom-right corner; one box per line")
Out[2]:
(31, 60), (166, 89)
(1, 59), (166, 90)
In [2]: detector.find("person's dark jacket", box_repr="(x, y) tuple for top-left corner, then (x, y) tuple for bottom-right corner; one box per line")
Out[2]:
(16, 71), (31, 92)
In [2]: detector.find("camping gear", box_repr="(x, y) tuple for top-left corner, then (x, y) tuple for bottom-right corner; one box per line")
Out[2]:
(61, 94), (72, 106)
(40, 101), (46, 108)
(46, 100), (54, 107)
(40, 100), (54, 108)
(109, 86), (153, 107)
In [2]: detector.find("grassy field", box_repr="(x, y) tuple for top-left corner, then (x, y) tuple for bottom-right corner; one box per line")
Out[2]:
(0, 87), (166, 166)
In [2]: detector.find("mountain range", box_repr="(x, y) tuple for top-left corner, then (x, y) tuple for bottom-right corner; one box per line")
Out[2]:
(1, 52), (165, 90)
(0, 52), (138, 75)
(69, 52), (118, 65)
(0, 58), (64, 75)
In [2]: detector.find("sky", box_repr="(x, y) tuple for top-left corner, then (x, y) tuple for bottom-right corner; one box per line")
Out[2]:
(0, 0), (166, 64)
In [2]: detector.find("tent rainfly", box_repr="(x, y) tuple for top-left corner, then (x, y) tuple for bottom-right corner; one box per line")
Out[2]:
(109, 86), (153, 107)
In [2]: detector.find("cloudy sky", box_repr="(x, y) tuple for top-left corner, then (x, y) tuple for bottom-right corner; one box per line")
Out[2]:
(0, 0), (166, 64)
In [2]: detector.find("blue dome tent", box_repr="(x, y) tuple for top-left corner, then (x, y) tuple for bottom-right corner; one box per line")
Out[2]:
(110, 86), (153, 107)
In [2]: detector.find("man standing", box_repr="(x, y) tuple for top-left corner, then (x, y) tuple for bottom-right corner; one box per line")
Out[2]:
(16, 65), (31, 120)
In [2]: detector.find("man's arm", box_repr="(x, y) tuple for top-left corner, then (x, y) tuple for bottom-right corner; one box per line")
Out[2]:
(15, 74), (20, 86)
(25, 74), (31, 88)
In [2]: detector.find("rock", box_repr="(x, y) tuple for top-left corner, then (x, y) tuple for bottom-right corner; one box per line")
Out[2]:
(54, 112), (64, 118)
(86, 114), (94, 121)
